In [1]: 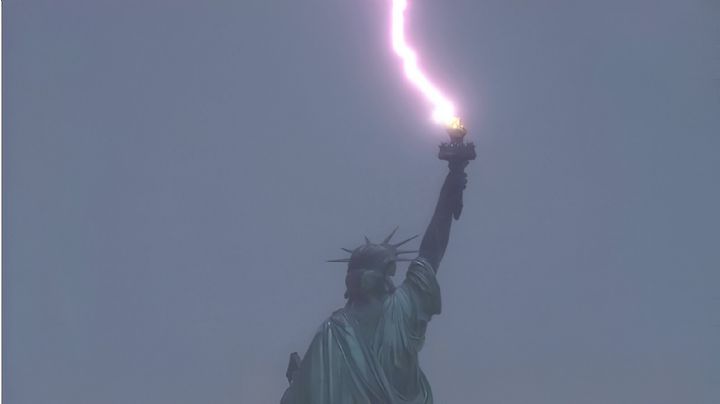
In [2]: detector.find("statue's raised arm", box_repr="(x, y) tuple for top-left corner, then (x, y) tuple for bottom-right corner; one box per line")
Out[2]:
(419, 124), (476, 272)
(419, 159), (469, 271)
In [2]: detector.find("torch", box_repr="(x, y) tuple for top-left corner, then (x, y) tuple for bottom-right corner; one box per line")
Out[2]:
(439, 117), (475, 220)
(439, 117), (476, 163)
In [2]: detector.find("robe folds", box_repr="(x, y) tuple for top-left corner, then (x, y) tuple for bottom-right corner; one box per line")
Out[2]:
(281, 258), (441, 404)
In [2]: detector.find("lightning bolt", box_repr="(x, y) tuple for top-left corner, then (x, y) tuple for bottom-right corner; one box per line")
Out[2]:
(391, 0), (459, 127)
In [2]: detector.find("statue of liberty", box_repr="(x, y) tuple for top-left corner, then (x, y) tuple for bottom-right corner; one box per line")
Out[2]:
(280, 125), (475, 404)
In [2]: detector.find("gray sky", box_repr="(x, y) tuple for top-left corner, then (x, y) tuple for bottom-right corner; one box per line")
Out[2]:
(4, 0), (719, 403)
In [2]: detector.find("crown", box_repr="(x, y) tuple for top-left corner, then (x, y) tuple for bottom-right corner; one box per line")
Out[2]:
(327, 227), (418, 268)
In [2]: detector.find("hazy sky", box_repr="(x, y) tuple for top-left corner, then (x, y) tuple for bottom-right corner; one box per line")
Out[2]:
(4, 0), (719, 403)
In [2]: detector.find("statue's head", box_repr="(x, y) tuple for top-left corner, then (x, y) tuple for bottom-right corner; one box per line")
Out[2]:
(328, 228), (418, 301)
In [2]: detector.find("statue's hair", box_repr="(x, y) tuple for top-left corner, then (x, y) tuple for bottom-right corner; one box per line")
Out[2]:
(344, 270), (395, 300)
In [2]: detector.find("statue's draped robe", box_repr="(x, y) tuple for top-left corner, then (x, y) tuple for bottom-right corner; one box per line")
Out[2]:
(280, 258), (441, 404)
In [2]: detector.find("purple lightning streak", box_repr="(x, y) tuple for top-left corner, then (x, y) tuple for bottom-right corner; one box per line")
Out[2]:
(391, 0), (460, 127)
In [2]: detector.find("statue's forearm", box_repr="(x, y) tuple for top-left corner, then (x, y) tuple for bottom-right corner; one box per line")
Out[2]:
(419, 161), (468, 271)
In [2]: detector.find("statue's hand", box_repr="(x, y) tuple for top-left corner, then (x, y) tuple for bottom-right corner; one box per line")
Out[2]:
(448, 159), (469, 173)
(446, 160), (469, 193)
(447, 169), (468, 192)
(442, 163), (469, 220)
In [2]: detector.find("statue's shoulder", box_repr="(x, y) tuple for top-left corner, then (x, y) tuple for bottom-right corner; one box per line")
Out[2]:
(408, 257), (436, 274)
(400, 257), (442, 319)
(330, 307), (349, 323)
(313, 307), (350, 333)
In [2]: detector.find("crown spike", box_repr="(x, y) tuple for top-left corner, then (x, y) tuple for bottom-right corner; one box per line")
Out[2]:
(382, 226), (399, 244)
(341, 248), (354, 253)
(364, 236), (371, 244)
(392, 234), (419, 248)
(327, 258), (352, 263)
